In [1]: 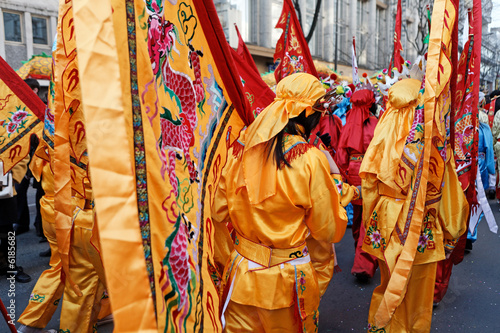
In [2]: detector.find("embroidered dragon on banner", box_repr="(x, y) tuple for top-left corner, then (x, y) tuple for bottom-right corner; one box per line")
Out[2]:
(146, 0), (204, 197)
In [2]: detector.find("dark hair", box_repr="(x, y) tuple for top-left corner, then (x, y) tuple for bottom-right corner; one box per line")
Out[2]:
(489, 90), (500, 99)
(266, 110), (322, 169)
(24, 78), (40, 91)
(485, 96), (491, 105)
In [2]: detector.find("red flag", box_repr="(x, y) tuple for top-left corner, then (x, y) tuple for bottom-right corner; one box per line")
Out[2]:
(454, 9), (476, 196)
(234, 24), (260, 75)
(273, 0), (318, 83)
(231, 25), (275, 119)
(388, 0), (405, 76)
(453, 0), (481, 207)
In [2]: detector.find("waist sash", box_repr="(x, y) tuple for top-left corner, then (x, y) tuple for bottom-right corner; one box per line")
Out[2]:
(234, 232), (309, 268)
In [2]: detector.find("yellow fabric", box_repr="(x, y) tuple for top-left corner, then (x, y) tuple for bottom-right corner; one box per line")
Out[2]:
(9, 154), (29, 196)
(224, 300), (318, 333)
(305, 236), (336, 297)
(21, 122), (111, 331)
(213, 133), (346, 324)
(492, 111), (500, 172)
(71, 1), (157, 330)
(214, 134), (347, 249)
(59, 201), (106, 333)
(367, 260), (436, 333)
(0, 72), (43, 174)
(367, 2), (457, 326)
(360, 42), (468, 328)
(74, 0), (253, 330)
(17, 171), (64, 328)
(360, 79), (421, 187)
(234, 231), (308, 267)
(16, 55), (52, 80)
(236, 73), (325, 204)
(332, 173), (361, 207)
(11, 154), (29, 184)
(53, 0), (81, 297)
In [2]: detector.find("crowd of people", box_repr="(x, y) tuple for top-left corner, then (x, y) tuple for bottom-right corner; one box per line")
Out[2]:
(0, 2), (498, 330)
(0, 77), (112, 333)
(2, 70), (499, 332)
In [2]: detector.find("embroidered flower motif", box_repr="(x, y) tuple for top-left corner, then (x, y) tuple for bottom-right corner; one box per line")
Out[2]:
(7, 121), (18, 134)
(365, 211), (386, 250)
(302, 246), (308, 256)
(12, 110), (28, 123)
(417, 213), (435, 253)
(297, 270), (307, 295)
(418, 234), (429, 247)
(370, 230), (382, 246)
(334, 178), (343, 194)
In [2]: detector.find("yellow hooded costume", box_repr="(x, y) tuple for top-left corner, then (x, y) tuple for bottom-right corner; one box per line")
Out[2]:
(212, 73), (348, 332)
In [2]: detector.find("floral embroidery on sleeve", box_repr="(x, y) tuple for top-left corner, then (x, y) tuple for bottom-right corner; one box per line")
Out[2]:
(417, 213), (435, 253)
(365, 211), (386, 250)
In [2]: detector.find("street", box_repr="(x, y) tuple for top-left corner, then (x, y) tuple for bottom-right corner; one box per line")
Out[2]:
(1, 187), (499, 332)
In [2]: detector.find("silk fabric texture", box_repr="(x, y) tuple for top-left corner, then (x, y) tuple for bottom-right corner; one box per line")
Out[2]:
(336, 89), (377, 188)
(337, 89), (375, 156)
(236, 73), (326, 204)
(360, 79), (468, 330)
(213, 134), (347, 325)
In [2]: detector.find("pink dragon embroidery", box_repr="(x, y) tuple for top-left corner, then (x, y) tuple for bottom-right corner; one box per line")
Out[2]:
(147, 0), (204, 196)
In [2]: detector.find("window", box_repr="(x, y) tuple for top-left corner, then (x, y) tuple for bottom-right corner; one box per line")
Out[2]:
(32, 16), (48, 44)
(3, 12), (22, 42)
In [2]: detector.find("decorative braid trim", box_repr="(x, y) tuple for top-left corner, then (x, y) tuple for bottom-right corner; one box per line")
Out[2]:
(280, 141), (314, 167)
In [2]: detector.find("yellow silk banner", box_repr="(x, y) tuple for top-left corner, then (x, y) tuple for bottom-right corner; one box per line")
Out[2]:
(0, 57), (44, 173)
(72, 0), (158, 331)
(373, 0), (458, 327)
(73, 0), (248, 331)
(53, 0), (98, 297)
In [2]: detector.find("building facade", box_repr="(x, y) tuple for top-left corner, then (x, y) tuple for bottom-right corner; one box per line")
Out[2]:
(214, 0), (426, 75)
(0, 0), (58, 70)
(0, 0), (497, 89)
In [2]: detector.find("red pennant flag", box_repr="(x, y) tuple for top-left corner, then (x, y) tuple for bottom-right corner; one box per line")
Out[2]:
(388, 0), (405, 76)
(231, 25), (275, 118)
(273, 0), (318, 83)
(453, 0), (481, 205)
(454, 8), (477, 198)
(234, 24), (260, 75)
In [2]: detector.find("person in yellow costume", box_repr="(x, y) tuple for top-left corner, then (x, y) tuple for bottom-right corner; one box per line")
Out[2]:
(17, 140), (63, 333)
(17, 110), (111, 333)
(360, 79), (468, 332)
(212, 73), (349, 332)
(58, 183), (109, 333)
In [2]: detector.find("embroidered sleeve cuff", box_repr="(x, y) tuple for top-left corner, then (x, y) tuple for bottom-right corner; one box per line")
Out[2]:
(444, 238), (459, 251)
(353, 186), (361, 201)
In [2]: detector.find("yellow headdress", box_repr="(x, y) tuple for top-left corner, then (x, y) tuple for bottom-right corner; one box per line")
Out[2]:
(236, 73), (325, 204)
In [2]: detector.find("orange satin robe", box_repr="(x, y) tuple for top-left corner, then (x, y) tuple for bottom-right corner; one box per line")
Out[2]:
(360, 79), (468, 332)
(212, 134), (348, 332)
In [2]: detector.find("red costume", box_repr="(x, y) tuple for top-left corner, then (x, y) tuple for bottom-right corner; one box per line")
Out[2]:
(336, 89), (379, 278)
(310, 113), (343, 157)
